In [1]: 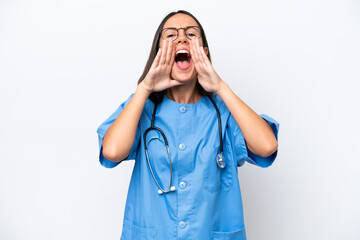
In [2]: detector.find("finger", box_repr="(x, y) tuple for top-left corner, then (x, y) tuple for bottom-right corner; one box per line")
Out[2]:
(166, 40), (173, 65)
(198, 40), (207, 64)
(159, 39), (167, 65)
(195, 38), (207, 70)
(199, 46), (210, 66)
(168, 79), (185, 88)
(152, 48), (162, 68)
(193, 39), (203, 70)
(190, 39), (199, 64)
(169, 40), (176, 66)
(195, 38), (203, 63)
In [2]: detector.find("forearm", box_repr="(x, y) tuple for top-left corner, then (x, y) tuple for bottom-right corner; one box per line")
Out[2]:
(216, 81), (278, 157)
(102, 82), (150, 162)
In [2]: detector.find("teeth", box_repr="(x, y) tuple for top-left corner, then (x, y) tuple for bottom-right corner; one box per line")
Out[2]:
(176, 49), (190, 56)
(176, 49), (189, 54)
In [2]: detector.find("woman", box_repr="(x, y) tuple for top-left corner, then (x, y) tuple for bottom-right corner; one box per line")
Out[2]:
(97, 10), (279, 240)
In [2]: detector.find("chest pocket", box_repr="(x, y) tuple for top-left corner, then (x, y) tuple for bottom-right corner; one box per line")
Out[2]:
(203, 144), (234, 193)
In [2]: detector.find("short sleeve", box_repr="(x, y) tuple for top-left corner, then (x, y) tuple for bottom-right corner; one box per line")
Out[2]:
(227, 113), (279, 168)
(96, 93), (141, 168)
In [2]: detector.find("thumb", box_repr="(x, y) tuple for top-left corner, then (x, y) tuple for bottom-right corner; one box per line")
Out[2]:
(168, 79), (185, 88)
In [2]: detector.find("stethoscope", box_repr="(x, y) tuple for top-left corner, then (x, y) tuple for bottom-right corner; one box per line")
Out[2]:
(143, 95), (225, 195)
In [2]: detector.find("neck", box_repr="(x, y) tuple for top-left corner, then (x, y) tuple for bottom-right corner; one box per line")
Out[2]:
(166, 80), (201, 104)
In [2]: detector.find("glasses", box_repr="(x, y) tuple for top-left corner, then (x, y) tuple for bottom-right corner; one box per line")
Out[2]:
(161, 26), (202, 41)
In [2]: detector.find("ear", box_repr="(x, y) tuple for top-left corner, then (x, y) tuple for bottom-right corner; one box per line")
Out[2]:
(204, 47), (209, 56)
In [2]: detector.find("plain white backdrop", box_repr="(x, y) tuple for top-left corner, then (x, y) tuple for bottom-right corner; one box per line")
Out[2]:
(1, 0), (359, 239)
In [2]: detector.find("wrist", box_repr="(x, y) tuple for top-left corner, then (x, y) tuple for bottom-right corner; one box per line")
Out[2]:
(137, 81), (152, 97)
(139, 80), (152, 93)
(215, 80), (229, 96)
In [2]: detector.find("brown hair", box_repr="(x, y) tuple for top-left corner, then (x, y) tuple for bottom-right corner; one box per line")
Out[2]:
(137, 10), (212, 103)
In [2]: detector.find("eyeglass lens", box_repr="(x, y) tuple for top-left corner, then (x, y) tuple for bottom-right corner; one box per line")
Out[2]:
(162, 27), (201, 41)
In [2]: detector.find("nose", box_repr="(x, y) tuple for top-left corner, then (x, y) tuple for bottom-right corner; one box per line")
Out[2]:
(176, 29), (188, 44)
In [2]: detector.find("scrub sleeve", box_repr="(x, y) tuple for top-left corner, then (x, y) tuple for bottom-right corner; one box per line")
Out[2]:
(227, 113), (280, 168)
(96, 93), (140, 168)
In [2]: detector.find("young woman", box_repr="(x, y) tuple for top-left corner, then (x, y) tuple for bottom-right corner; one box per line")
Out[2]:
(97, 10), (279, 240)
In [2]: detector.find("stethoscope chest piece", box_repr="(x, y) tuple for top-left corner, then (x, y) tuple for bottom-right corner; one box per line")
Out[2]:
(216, 152), (226, 168)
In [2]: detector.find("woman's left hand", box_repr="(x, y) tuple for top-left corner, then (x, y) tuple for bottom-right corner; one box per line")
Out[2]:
(189, 38), (224, 93)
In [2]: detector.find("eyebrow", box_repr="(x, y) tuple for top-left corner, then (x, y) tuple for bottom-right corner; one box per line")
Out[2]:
(162, 25), (199, 30)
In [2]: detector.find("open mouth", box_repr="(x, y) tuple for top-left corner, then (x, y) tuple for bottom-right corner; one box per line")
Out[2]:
(175, 50), (192, 70)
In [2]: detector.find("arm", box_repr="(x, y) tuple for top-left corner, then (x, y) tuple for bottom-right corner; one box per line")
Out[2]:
(102, 39), (184, 162)
(189, 38), (278, 158)
(102, 83), (150, 162)
(216, 82), (278, 157)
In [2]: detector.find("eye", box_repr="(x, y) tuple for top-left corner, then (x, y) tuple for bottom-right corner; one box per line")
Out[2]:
(166, 34), (175, 38)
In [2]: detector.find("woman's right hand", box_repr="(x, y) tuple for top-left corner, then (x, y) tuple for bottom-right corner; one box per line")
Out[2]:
(140, 39), (184, 93)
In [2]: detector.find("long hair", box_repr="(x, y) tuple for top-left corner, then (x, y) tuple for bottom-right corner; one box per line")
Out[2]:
(137, 10), (212, 103)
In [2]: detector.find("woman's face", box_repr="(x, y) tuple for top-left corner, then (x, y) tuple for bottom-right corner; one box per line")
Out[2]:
(159, 13), (209, 83)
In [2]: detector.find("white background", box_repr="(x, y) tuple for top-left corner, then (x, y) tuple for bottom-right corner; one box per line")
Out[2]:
(1, 0), (359, 239)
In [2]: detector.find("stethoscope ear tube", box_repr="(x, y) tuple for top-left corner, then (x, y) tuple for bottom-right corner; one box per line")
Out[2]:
(144, 95), (225, 195)
(145, 146), (175, 194)
(144, 102), (175, 194)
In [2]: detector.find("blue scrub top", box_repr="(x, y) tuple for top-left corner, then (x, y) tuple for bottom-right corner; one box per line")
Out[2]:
(97, 93), (279, 240)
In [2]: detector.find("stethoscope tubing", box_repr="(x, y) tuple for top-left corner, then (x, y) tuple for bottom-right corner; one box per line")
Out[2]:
(143, 94), (224, 194)
(207, 95), (223, 153)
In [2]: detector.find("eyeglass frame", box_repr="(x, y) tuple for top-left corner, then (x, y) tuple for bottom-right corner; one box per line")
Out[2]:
(160, 25), (202, 41)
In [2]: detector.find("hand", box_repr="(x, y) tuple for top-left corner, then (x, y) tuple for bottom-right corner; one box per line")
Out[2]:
(141, 40), (184, 94)
(189, 38), (224, 93)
